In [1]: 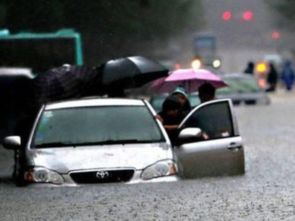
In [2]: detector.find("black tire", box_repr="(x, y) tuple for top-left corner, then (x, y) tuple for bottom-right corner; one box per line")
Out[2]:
(245, 99), (256, 105)
(13, 150), (28, 187)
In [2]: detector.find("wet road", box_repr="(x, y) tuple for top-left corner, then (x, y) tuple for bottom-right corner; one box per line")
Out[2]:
(1, 91), (295, 220)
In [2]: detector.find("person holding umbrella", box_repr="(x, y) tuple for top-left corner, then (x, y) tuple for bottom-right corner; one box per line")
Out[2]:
(157, 83), (217, 143)
(198, 82), (216, 103)
(150, 68), (227, 95)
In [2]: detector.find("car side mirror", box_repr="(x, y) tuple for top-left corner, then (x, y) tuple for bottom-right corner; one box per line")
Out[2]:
(178, 128), (202, 140)
(3, 136), (21, 150)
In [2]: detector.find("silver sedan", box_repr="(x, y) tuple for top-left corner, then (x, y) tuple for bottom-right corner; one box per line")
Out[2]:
(3, 97), (245, 186)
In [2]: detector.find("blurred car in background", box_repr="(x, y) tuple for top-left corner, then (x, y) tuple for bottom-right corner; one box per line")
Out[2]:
(216, 73), (271, 105)
(0, 68), (34, 142)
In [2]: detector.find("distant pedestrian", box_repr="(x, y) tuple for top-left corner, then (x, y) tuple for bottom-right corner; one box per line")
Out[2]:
(244, 61), (255, 75)
(266, 63), (278, 92)
(281, 60), (295, 91)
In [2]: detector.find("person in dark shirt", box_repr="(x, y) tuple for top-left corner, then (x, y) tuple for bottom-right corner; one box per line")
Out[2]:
(157, 95), (182, 144)
(198, 82), (216, 103)
(171, 86), (191, 120)
(266, 63), (278, 92)
(244, 61), (255, 75)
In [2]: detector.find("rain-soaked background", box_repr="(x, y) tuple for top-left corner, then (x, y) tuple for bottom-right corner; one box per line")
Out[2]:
(0, 0), (292, 70)
(1, 0), (295, 220)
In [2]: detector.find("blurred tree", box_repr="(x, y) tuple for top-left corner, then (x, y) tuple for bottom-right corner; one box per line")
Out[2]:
(0, 0), (203, 64)
(140, 0), (150, 8)
(0, 4), (6, 27)
(269, 0), (295, 29)
(276, 1), (295, 19)
(5, 0), (64, 31)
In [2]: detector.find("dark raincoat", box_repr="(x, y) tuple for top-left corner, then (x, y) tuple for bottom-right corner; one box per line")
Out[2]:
(266, 63), (278, 92)
(244, 62), (254, 75)
(158, 95), (183, 144)
(281, 61), (295, 91)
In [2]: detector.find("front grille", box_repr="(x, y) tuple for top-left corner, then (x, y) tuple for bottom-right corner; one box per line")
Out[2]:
(70, 169), (134, 184)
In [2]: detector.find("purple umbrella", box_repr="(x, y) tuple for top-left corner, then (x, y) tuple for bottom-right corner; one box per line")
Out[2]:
(151, 68), (227, 93)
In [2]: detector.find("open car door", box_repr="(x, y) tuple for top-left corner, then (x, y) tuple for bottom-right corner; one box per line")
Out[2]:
(174, 99), (245, 178)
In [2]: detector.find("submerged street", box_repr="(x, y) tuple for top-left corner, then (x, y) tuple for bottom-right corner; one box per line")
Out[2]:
(0, 90), (295, 220)
(1, 0), (295, 220)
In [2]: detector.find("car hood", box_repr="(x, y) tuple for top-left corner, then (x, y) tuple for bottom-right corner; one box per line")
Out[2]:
(27, 143), (173, 173)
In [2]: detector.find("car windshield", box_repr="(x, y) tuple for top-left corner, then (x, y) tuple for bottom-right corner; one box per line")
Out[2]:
(33, 105), (164, 148)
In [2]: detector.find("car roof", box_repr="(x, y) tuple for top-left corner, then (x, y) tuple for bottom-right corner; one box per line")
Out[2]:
(221, 73), (255, 79)
(45, 97), (146, 110)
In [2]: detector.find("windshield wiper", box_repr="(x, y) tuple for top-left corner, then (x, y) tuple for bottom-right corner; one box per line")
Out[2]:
(34, 142), (73, 148)
(77, 139), (152, 145)
(35, 139), (162, 148)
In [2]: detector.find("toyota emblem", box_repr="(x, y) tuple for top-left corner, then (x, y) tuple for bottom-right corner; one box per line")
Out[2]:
(96, 171), (110, 179)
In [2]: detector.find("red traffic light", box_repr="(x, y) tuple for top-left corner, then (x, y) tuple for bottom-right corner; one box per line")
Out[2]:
(271, 31), (281, 40)
(222, 11), (232, 21)
(243, 10), (253, 21)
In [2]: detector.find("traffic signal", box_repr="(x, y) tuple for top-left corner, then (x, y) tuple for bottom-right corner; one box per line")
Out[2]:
(222, 11), (232, 21)
(271, 31), (281, 40)
(242, 10), (253, 21)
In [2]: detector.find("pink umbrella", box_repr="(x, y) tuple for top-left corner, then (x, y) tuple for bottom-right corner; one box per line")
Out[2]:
(151, 68), (227, 93)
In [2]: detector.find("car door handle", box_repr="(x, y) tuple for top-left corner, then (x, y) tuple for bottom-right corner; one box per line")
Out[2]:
(227, 142), (242, 151)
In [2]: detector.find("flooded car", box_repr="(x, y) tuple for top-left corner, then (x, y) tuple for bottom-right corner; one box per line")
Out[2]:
(3, 97), (244, 186)
(3, 98), (177, 185)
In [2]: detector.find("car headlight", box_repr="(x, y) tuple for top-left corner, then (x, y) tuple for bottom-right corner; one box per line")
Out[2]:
(141, 160), (178, 180)
(25, 167), (64, 185)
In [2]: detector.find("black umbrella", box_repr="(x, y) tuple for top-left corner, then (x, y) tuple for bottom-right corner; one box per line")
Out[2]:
(97, 56), (169, 96)
(32, 56), (168, 104)
(33, 65), (101, 106)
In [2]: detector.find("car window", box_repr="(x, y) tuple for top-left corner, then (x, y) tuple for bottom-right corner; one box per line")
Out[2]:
(181, 101), (234, 140)
(33, 105), (164, 147)
(189, 94), (201, 107)
(150, 96), (167, 113)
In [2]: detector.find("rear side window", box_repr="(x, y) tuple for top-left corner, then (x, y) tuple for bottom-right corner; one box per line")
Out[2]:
(182, 102), (234, 140)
